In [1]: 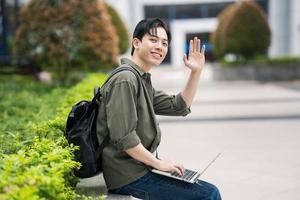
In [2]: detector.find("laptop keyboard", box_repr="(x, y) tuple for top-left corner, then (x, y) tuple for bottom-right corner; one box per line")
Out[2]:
(171, 169), (198, 181)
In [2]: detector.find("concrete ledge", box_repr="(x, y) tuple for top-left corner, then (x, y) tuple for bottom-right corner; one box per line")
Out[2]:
(211, 63), (300, 81)
(75, 174), (140, 200)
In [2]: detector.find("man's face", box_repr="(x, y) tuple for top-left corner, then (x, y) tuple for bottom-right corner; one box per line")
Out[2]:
(133, 27), (169, 67)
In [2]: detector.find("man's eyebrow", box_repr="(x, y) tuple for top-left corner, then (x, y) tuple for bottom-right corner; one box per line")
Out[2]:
(149, 34), (169, 42)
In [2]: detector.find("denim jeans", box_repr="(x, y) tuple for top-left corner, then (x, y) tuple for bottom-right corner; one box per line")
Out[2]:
(109, 171), (222, 200)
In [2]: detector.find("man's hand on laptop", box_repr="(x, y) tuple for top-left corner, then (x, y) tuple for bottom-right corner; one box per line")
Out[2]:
(154, 159), (185, 177)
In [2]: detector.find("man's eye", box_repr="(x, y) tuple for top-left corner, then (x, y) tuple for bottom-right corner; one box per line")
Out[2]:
(150, 38), (157, 42)
(163, 43), (168, 47)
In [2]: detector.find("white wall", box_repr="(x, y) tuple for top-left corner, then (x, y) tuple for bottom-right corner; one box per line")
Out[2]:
(290, 0), (300, 56)
(269, 0), (300, 57)
(269, 0), (291, 57)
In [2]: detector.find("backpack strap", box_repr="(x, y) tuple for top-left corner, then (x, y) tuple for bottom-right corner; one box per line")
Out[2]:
(93, 66), (142, 102)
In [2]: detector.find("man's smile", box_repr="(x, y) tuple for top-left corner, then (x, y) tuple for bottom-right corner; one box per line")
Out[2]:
(150, 51), (163, 59)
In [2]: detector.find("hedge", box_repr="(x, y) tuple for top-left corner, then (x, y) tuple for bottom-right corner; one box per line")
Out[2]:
(0, 76), (70, 154)
(211, 1), (271, 59)
(0, 73), (107, 200)
(220, 56), (300, 67)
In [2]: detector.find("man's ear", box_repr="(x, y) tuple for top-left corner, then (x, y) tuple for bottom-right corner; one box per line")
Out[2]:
(132, 38), (141, 50)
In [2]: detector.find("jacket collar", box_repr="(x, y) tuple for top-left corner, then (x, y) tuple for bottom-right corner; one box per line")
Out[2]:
(120, 58), (150, 77)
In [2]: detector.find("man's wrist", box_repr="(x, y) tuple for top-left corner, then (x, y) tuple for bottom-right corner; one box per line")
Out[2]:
(152, 158), (161, 169)
(190, 67), (202, 75)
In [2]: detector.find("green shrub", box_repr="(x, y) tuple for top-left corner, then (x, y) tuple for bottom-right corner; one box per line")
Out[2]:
(0, 73), (108, 199)
(255, 56), (300, 65)
(106, 3), (130, 54)
(0, 76), (70, 153)
(0, 137), (79, 200)
(211, 1), (271, 59)
(14, 0), (119, 83)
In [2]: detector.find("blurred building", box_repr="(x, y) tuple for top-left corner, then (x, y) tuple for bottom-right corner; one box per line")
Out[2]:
(105, 0), (300, 66)
(1, 0), (300, 66)
(0, 0), (20, 65)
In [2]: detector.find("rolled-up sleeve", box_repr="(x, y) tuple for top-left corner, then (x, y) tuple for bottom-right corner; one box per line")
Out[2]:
(105, 81), (141, 151)
(153, 89), (191, 116)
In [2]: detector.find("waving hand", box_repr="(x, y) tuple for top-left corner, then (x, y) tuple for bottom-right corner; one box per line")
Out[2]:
(183, 37), (205, 73)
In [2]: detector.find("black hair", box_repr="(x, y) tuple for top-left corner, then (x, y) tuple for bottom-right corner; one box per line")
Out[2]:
(131, 18), (171, 56)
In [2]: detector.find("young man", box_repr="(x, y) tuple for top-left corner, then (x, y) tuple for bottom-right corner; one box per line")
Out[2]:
(97, 18), (221, 199)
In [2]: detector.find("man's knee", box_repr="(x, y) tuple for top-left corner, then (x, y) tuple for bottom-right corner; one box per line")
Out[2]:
(212, 185), (221, 200)
(207, 183), (221, 200)
(196, 180), (221, 200)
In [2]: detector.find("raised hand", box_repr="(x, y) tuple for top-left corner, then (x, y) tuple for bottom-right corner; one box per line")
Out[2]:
(183, 37), (205, 73)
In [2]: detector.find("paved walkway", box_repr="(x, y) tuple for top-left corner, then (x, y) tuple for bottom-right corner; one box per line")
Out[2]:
(151, 66), (300, 200)
(77, 65), (300, 200)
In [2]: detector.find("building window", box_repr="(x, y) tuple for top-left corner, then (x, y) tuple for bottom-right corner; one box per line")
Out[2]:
(0, 0), (20, 64)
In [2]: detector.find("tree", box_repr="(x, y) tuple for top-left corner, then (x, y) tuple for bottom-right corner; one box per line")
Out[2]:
(14, 0), (119, 83)
(211, 1), (271, 60)
(106, 3), (130, 54)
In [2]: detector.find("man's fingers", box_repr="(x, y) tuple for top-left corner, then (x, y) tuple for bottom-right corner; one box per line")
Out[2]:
(183, 54), (188, 65)
(193, 37), (198, 52)
(174, 164), (185, 176)
(201, 44), (206, 54)
(197, 39), (201, 52)
(189, 39), (193, 53)
(190, 37), (201, 52)
(180, 165), (185, 176)
(173, 167), (182, 176)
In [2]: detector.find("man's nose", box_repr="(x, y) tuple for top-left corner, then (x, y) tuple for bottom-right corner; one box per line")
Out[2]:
(155, 42), (163, 51)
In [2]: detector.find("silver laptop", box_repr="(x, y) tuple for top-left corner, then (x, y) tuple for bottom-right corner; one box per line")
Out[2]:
(151, 153), (221, 184)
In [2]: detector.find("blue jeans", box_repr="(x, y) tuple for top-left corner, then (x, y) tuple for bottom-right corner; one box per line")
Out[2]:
(109, 171), (222, 200)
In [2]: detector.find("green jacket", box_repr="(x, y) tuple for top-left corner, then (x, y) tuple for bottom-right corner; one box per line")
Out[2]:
(96, 58), (191, 189)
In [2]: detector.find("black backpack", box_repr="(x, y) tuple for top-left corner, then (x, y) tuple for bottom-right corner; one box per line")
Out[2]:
(65, 66), (141, 178)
